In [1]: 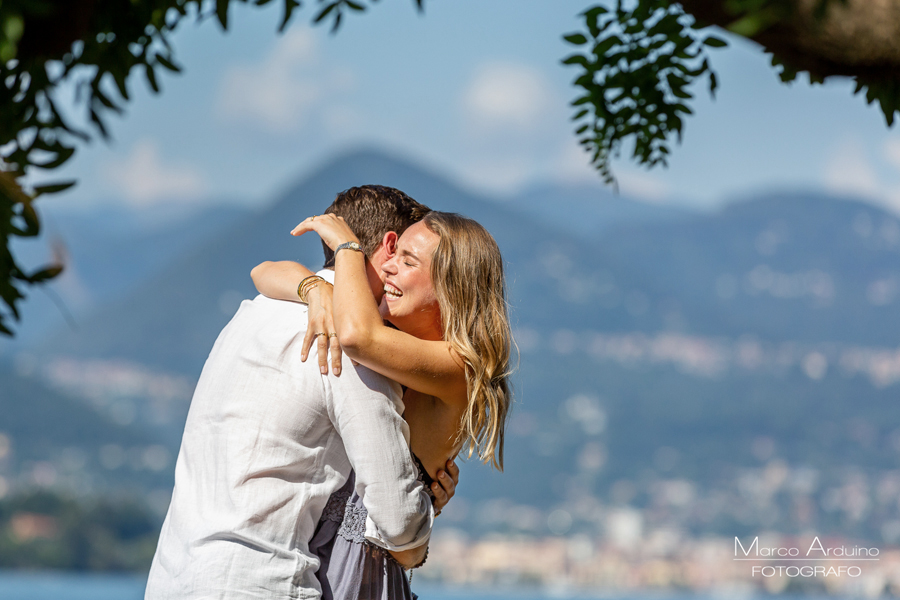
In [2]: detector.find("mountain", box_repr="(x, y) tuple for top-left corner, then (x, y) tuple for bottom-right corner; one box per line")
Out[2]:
(3, 201), (251, 348)
(509, 182), (693, 239)
(36, 149), (638, 375)
(594, 191), (900, 345)
(10, 148), (900, 541)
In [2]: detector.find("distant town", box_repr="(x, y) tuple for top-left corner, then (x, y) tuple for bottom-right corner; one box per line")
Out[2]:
(418, 531), (900, 597)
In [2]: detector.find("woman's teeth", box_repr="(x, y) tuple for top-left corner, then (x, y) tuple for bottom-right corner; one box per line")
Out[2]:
(384, 284), (402, 298)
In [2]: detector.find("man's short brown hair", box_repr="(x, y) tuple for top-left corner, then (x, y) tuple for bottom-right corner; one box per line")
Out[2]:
(322, 185), (431, 267)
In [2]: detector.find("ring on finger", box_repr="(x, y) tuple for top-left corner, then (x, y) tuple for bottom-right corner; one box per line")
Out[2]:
(328, 333), (338, 338)
(315, 332), (327, 338)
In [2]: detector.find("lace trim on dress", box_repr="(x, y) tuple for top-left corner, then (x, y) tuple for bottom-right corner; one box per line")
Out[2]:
(334, 454), (435, 569)
(336, 499), (403, 566)
(321, 484), (353, 524)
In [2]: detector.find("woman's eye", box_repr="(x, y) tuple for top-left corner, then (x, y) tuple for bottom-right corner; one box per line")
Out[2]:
(404, 261), (414, 267)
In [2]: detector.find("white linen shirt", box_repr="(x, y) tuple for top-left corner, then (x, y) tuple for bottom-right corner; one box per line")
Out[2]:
(145, 270), (433, 600)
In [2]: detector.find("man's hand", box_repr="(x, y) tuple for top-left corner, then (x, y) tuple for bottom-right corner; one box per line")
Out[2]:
(431, 459), (459, 516)
(301, 282), (342, 376)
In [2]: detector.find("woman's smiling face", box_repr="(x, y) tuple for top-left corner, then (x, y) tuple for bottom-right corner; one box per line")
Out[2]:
(379, 220), (442, 339)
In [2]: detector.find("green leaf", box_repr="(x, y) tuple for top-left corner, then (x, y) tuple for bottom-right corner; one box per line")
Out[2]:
(33, 145), (76, 170)
(16, 202), (40, 237)
(216, 0), (230, 29)
(279, 0), (302, 32)
(703, 36), (728, 48)
(90, 108), (110, 138)
(93, 89), (122, 113)
(563, 34), (589, 46)
(156, 54), (182, 73)
(145, 64), (160, 93)
(26, 265), (63, 283)
(562, 54), (589, 67)
(314, 3), (338, 24)
(33, 181), (77, 197)
(582, 5), (609, 19)
(345, 1), (366, 11)
(728, 14), (765, 38)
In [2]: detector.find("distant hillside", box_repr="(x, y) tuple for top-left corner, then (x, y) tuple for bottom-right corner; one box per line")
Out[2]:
(510, 183), (693, 239)
(595, 191), (900, 345)
(0, 364), (173, 494)
(4, 201), (251, 348)
(9, 149), (900, 542)
(37, 149), (637, 375)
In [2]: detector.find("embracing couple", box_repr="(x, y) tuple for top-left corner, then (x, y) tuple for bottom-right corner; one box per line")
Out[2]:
(145, 185), (513, 599)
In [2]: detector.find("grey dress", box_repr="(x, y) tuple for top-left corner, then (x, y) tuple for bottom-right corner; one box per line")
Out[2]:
(309, 457), (435, 600)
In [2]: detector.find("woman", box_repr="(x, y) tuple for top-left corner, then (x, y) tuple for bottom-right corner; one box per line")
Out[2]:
(252, 211), (513, 598)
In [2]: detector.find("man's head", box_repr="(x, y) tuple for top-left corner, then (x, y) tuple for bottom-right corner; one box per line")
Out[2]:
(322, 185), (431, 299)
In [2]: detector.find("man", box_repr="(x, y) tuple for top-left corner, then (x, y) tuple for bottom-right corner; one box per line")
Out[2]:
(146, 186), (449, 599)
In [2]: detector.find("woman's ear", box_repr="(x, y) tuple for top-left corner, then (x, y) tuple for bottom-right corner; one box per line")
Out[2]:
(383, 231), (399, 258)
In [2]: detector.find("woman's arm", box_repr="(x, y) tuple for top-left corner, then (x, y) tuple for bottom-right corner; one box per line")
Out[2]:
(250, 260), (317, 303)
(250, 261), (341, 375)
(291, 215), (468, 406)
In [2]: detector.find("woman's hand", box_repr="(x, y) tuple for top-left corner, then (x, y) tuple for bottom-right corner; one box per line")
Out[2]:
(431, 459), (460, 516)
(301, 281), (342, 376)
(291, 213), (360, 250)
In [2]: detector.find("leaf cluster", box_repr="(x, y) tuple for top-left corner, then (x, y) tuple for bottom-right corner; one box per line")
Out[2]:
(563, 1), (725, 186)
(0, 0), (419, 336)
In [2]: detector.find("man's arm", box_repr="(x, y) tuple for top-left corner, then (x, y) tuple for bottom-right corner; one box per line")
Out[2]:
(389, 459), (459, 568)
(326, 359), (433, 551)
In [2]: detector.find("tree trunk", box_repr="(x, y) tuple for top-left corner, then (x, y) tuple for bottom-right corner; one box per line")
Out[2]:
(679, 0), (900, 81)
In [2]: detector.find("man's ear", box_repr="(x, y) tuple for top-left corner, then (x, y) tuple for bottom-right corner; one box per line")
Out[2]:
(382, 231), (399, 258)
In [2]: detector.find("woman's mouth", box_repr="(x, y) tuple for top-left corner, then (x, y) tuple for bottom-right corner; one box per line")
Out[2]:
(384, 283), (403, 299)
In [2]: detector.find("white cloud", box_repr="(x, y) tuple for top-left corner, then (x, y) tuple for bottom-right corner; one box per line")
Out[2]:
(101, 139), (208, 205)
(824, 138), (879, 198)
(216, 28), (353, 133)
(617, 170), (671, 204)
(462, 62), (554, 133)
(884, 138), (900, 170)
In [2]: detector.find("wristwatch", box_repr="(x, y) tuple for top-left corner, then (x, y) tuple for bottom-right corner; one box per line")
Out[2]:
(335, 241), (363, 256)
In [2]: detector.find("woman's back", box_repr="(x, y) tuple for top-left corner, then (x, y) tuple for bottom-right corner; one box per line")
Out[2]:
(403, 389), (465, 480)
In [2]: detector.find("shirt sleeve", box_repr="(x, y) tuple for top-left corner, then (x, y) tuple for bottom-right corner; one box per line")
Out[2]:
(325, 357), (434, 552)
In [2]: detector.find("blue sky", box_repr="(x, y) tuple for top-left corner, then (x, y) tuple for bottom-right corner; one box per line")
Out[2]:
(41, 0), (900, 213)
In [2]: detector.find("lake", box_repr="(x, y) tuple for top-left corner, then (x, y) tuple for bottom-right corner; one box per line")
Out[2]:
(0, 571), (840, 600)
(0, 572), (605, 600)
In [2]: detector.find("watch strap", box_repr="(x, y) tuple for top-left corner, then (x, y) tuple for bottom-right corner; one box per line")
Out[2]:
(335, 241), (363, 256)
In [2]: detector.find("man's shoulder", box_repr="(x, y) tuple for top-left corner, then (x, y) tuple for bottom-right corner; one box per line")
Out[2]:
(212, 294), (310, 352)
(235, 294), (309, 323)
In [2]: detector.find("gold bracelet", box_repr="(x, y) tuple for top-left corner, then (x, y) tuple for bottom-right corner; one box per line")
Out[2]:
(297, 275), (325, 303)
(300, 277), (324, 302)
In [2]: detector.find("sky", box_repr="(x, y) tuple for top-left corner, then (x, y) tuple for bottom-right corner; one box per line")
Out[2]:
(36, 0), (900, 214)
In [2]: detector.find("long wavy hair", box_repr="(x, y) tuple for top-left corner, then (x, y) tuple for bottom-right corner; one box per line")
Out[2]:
(423, 211), (513, 471)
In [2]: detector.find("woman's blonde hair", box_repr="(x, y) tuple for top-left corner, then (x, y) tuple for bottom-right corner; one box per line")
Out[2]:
(423, 211), (513, 471)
